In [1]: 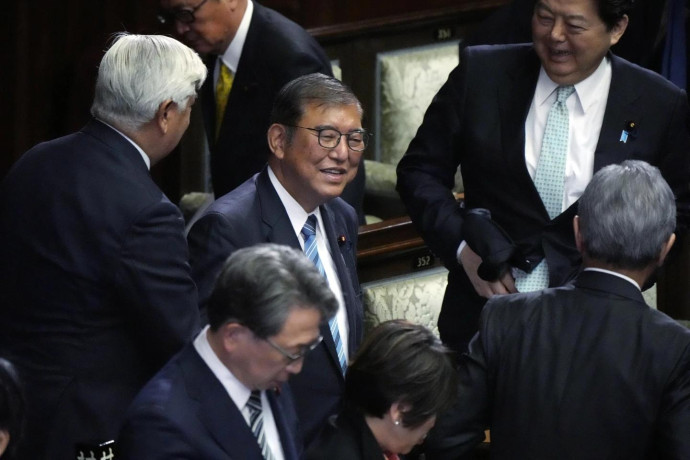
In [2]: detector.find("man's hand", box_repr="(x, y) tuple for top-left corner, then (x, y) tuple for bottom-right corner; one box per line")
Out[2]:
(460, 245), (517, 298)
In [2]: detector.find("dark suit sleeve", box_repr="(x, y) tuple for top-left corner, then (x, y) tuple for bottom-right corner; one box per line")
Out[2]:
(425, 302), (497, 459)
(187, 212), (243, 310)
(656, 347), (690, 459)
(118, 405), (197, 459)
(396, 52), (469, 268)
(114, 198), (199, 369)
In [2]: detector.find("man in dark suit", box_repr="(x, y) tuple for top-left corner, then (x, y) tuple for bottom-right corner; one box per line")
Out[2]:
(118, 243), (338, 459)
(188, 73), (365, 447)
(425, 160), (690, 459)
(0, 34), (205, 459)
(396, 0), (690, 354)
(158, 0), (365, 221)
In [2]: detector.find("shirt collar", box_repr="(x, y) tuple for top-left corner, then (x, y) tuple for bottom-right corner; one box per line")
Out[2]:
(267, 166), (323, 242)
(583, 267), (641, 291)
(97, 119), (150, 170)
(194, 325), (252, 409)
(534, 56), (611, 115)
(219, 0), (253, 72)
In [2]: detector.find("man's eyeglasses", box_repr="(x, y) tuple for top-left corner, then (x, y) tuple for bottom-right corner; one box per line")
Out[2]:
(264, 335), (323, 363)
(287, 125), (370, 152)
(157, 0), (208, 25)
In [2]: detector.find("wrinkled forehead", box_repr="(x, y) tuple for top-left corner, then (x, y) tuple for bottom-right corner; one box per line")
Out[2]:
(298, 101), (363, 125)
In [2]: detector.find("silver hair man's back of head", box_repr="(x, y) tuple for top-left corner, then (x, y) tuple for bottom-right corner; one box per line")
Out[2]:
(578, 160), (676, 269)
(90, 33), (207, 131)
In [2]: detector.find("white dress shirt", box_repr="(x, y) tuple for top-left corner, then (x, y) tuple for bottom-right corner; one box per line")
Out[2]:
(457, 57), (612, 263)
(268, 166), (350, 359)
(194, 326), (285, 460)
(215, 0), (254, 81)
(525, 57), (611, 211)
(583, 267), (641, 291)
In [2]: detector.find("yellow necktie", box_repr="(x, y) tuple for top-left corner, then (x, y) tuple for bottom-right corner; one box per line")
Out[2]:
(215, 61), (234, 140)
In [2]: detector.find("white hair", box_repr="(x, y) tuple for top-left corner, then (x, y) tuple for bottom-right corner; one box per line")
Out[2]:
(91, 33), (207, 131)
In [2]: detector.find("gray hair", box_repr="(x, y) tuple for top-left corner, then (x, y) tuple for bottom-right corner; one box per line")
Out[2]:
(90, 33), (207, 131)
(270, 73), (362, 143)
(207, 244), (338, 337)
(578, 160), (676, 269)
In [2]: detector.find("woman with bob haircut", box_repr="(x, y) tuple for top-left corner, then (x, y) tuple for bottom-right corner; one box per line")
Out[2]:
(306, 320), (457, 459)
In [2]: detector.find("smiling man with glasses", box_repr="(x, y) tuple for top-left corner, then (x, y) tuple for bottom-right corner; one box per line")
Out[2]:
(188, 73), (365, 449)
(119, 243), (337, 459)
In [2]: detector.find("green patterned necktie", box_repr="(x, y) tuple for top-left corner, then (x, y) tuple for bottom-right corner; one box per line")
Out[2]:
(534, 85), (575, 219)
(515, 85), (575, 293)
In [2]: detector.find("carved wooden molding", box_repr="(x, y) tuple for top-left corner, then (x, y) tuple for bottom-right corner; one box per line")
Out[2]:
(309, 0), (511, 42)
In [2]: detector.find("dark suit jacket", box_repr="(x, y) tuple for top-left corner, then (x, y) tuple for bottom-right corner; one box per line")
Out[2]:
(187, 167), (363, 447)
(426, 270), (690, 459)
(305, 407), (384, 460)
(118, 343), (301, 459)
(0, 119), (199, 459)
(396, 44), (690, 353)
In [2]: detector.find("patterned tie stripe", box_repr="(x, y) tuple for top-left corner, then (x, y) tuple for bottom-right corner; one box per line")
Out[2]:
(301, 215), (348, 374)
(246, 390), (276, 460)
(515, 85), (574, 293)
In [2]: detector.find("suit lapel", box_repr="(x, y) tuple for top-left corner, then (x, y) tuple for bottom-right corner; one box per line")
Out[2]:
(179, 346), (264, 459)
(219, 5), (262, 147)
(593, 54), (644, 172)
(256, 169), (302, 248)
(267, 389), (299, 460)
(499, 48), (546, 214)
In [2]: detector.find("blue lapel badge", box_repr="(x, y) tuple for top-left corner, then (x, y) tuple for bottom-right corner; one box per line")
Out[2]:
(620, 120), (637, 143)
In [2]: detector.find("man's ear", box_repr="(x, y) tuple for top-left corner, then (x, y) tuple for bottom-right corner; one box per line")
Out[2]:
(657, 233), (676, 266)
(267, 123), (287, 159)
(573, 215), (584, 254)
(155, 100), (175, 134)
(0, 430), (9, 457)
(609, 14), (629, 47)
(221, 322), (250, 353)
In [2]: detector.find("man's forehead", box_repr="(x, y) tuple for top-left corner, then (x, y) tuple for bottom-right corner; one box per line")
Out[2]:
(301, 102), (363, 122)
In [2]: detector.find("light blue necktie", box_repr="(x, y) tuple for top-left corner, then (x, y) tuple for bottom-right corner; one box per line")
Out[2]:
(301, 215), (347, 374)
(515, 85), (574, 292)
(246, 391), (276, 460)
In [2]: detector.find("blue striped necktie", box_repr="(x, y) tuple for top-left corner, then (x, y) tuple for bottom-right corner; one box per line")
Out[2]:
(515, 85), (574, 293)
(301, 215), (347, 374)
(246, 391), (276, 460)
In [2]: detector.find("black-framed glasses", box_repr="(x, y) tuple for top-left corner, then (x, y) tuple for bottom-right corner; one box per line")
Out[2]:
(264, 335), (323, 363)
(157, 0), (209, 25)
(287, 125), (370, 152)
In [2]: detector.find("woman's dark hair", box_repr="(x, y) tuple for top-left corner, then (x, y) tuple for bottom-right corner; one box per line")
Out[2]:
(0, 358), (25, 459)
(345, 320), (457, 428)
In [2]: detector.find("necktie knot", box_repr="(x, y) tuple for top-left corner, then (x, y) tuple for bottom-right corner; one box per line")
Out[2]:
(301, 215), (317, 240)
(556, 85), (575, 104)
(246, 390), (262, 412)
